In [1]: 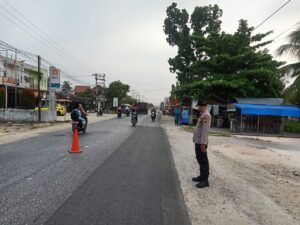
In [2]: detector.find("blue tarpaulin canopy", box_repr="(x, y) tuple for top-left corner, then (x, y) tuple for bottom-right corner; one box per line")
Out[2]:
(235, 104), (300, 118)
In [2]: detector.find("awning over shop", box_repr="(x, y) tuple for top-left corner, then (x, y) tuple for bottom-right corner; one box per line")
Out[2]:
(235, 104), (300, 118)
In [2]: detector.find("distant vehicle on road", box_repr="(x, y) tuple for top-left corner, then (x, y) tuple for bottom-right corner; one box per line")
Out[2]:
(121, 104), (131, 116)
(136, 102), (148, 114)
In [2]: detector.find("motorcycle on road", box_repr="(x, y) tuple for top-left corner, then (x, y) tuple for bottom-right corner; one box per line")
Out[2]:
(117, 108), (122, 118)
(131, 112), (138, 127)
(151, 111), (156, 122)
(71, 113), (88, 133)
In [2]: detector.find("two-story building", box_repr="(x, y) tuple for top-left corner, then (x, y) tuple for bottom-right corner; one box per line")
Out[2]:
(0, 54), (48, 108)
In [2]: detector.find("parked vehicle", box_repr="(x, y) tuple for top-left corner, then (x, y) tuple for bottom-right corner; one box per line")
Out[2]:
(136, 102), (148, 115)
(56, 103), (66, 116)
(35, 101), (66, 116)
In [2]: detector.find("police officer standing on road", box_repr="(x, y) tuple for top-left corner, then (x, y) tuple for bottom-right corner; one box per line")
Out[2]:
(192, 100), (211, 188)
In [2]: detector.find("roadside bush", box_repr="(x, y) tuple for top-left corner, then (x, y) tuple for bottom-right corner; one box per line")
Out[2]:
(19, 89), (35, 109)
(0, 88), (5, 108)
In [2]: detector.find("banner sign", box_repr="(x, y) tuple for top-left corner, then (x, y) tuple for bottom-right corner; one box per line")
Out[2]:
(0, 76), (17, 85)
(49, 66), (60, 91)
(113, 97), (118, 107)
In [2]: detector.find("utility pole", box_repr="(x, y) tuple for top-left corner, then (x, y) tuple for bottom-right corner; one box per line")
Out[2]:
(4, 50), (8, 109)
(14, 48), (17, 108)
(37, 55), (41, 123)
(93, 73), (106, 116)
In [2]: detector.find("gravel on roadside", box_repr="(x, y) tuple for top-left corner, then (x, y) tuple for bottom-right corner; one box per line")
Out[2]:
(161, 115), (300, 225)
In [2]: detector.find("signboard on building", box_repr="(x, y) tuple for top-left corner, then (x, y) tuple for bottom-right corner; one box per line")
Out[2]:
(49, 66), (60, 91)
(0, 76), (17, 85)
(113, 97), (118, 107)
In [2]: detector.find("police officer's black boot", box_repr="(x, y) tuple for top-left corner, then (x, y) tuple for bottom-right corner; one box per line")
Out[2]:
(196, 180), (209, 188)
(192, 176), (204, 182)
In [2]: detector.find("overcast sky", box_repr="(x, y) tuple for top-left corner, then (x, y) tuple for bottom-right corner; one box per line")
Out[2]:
(0, 0), (299, 104)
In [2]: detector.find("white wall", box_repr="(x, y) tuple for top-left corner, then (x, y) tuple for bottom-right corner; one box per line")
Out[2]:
(0, 109), (56, 122)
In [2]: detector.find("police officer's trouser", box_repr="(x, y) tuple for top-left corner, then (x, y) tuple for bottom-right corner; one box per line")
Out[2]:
(195, 144), (209, 180)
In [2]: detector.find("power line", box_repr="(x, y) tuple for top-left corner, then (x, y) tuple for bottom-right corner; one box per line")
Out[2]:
(2, 0), (95, 73)
(41, 58), (93, 86)
(254, 0), (292, 31)
(273, 21), (299, 41)
(1, 39), (92, 86)
(266, 21), (300, 47)
(0, 3), (94, 74)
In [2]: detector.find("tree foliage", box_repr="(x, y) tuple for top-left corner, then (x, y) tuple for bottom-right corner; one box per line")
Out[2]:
(61, 81), (72, 94)
(164, 3), (284, 101)
(277, 24), (300, 105)
(121, 96), (136, 105)
(107, 80), (130, 104)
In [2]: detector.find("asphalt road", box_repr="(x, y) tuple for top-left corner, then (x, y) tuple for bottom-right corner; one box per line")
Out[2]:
(0, 114), (190, 225)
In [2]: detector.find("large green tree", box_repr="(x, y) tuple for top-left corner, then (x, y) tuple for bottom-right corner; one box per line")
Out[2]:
(277, 24), (300, 105)
(107, 80), (130, 104)
(164, 3), (284, 101)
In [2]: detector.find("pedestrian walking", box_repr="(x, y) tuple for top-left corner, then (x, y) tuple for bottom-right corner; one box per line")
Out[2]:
(173, 105), (181, 126)
(192, 100), (211, 188)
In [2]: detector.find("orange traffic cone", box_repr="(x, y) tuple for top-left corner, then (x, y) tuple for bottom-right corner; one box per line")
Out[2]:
(69, 128), (82, 153)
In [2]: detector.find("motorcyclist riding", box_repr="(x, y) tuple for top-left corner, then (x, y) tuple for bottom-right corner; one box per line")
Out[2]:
(131, 105), (138, 125)
(117, 107), (122, 118)
(151, 108), (156, 122)
(125, 105), (130, 116)
(78, 103), (87, 126)
(71, 103), (86, 126)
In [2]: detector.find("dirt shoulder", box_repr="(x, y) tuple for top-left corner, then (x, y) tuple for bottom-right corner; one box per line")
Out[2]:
(161, 116), (300, 225)
(0, 113), (115, 145)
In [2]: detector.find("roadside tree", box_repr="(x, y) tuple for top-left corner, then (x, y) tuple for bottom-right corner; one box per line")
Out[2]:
(107, 80), (130, 105)
(164, 3), (284, 101)
(61, 81), (72, 94)
(277, 24), (300, 105)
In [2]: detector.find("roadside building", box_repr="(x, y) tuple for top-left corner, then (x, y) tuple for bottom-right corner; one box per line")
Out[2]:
(227, 98), (300, 134)
(191, 95), (227, 126)
(0, 55), (48, 108)
(74, 85), (91, 94)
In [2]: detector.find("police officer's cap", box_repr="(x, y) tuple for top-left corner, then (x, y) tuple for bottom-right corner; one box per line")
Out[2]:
(196, 99), (207, 106)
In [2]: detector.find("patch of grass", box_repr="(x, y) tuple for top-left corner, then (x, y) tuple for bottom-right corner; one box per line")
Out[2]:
(209, 131), (231, 137)
(284, 120), (300, 134)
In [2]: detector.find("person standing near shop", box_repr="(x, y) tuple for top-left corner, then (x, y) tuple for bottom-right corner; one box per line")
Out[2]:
(192, 100), (211, 188)
(173, 104), (181, 126)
